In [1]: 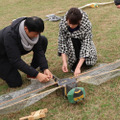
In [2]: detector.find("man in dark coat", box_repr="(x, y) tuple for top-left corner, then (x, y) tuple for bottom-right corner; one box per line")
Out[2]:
(114, 0), (120, 8)
(0, 16), (53, 88)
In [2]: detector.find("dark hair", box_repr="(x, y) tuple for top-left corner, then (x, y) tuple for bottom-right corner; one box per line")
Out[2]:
(24, 16), (44, 32)
(66, 8), (82, 25)
(114, 0), (120, 5)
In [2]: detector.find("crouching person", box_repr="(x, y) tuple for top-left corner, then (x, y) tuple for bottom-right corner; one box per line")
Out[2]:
(58, 8), (97, 76)
(0, 16), (53, 88)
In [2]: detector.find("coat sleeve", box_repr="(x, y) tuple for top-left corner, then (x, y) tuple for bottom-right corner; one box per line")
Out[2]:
(58, 20), (68, 56)
(79, 11), (93, 58)
(4, 31), (38, 77)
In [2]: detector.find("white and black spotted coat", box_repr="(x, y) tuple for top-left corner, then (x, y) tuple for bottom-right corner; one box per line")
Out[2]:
(58, 9), (97, 68)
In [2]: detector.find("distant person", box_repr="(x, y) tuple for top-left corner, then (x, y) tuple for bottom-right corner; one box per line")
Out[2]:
(0, 16), (53, 88)
(58, 8), (97, 76)
(114, 0), (120, 8)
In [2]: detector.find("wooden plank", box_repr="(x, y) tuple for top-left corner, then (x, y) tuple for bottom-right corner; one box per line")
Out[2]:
(19, 108), (48, 120)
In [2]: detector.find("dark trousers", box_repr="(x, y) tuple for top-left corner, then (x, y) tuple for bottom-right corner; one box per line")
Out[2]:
(71, 59), (92, 72)
(31, 36), (48, 70)
(0, 36), (48, 88)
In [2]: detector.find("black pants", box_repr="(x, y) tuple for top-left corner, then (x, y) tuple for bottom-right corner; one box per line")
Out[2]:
(0, 36), (48, 88)
(71, 59), (92, 72)
(31, 36), (48, 70)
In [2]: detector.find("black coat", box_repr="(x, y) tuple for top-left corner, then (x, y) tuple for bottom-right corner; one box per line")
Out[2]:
(0, 17), (48, 77)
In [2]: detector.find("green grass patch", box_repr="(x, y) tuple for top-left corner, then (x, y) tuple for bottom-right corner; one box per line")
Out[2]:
(0, 0), (120, 120)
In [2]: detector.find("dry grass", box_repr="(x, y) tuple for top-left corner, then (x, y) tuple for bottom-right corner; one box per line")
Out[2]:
(0, 0), (120, 119)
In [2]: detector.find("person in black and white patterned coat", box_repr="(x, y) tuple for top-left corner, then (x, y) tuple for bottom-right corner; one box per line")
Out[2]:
(58, 8), (97, 76)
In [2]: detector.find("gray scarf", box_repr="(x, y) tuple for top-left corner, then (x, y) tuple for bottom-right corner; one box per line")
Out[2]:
(19, 20), (39, 51)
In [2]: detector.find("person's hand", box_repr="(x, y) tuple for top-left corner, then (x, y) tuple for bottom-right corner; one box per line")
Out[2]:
(62, 62), (68, 72)
(117, 5), (120, 8)
(43, 69), (53, 79)
(74, 67), (81, 77)
(36, 72), (50, 83)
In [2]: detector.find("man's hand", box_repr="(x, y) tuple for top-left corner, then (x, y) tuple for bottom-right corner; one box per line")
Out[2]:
(44, 69), (53, 79)
(62, 62), (68, 72)
(36, 72), (50, 83)
(74, 68), (81, 77)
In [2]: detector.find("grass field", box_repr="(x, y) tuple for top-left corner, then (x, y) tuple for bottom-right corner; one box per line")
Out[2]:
(0, 0), (120, 119)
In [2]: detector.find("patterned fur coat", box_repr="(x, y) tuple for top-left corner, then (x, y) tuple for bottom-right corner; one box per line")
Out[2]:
(58, 9), (97, 68)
